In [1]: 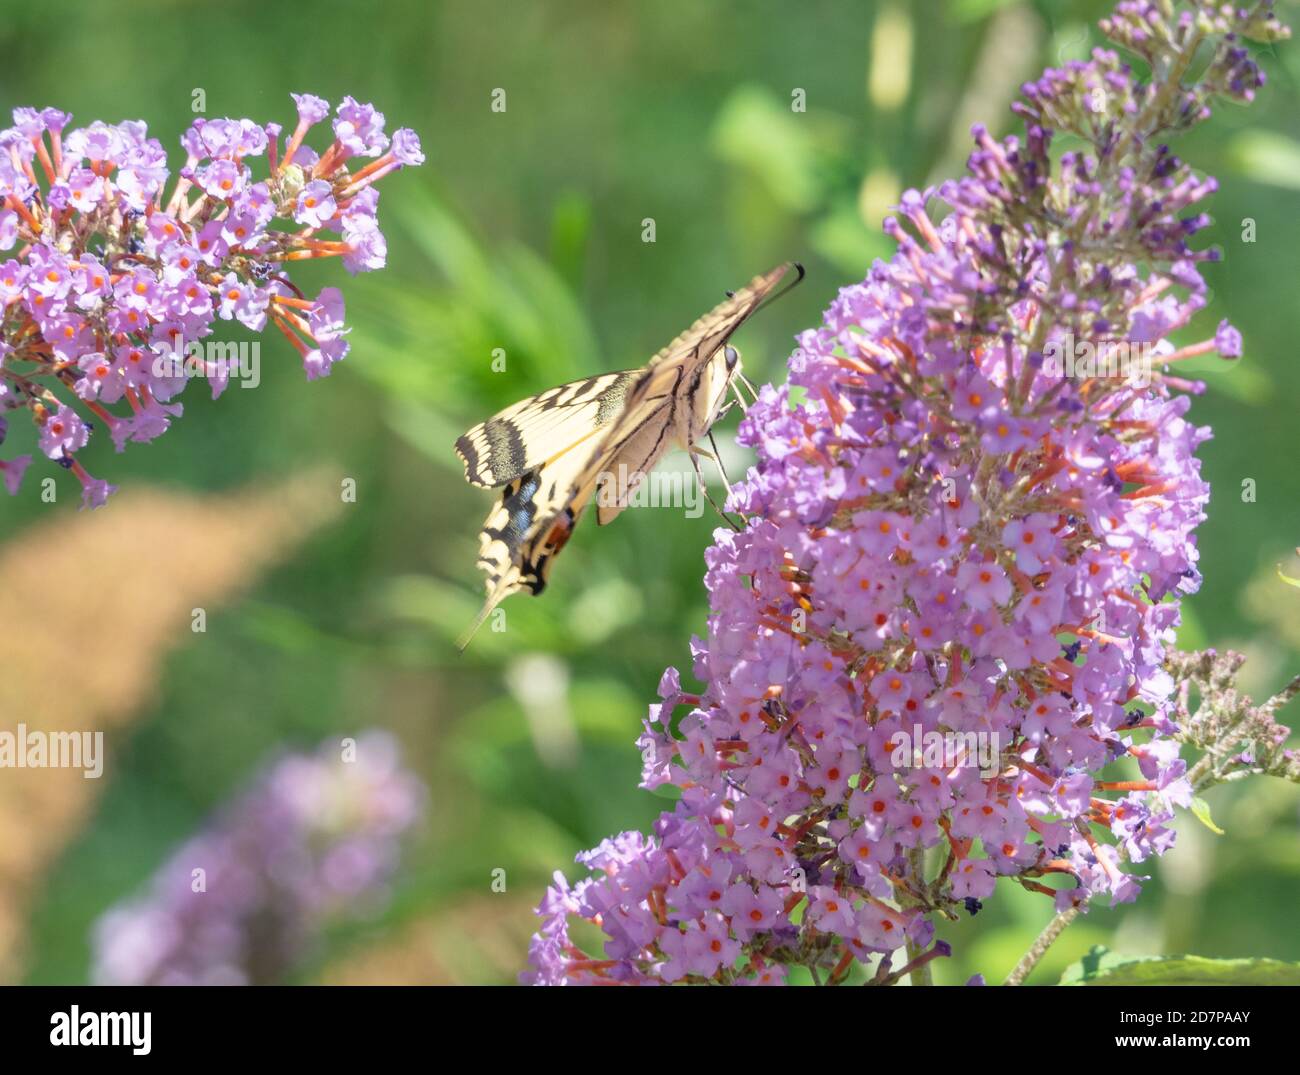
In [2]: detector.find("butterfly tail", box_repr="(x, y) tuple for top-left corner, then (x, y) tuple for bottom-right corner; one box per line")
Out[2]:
(456, 583), (509, 651)
(457, 564), (531, 651)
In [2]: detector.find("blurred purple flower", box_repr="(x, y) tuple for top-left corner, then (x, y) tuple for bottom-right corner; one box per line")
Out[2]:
(91, 731), (426, 986)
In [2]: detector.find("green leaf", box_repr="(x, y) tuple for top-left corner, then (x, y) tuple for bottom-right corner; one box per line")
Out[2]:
(810, 201), (894, 276)
(948, 0), (1021, 24)
(549, 191), (592, 292)
(1190, 796), (1226, 835)
(712, 89), (819, 212)
(1060, 946), (1300, 985)
(1226, 130), (1300, 191)
(711, 86), (851, 214)
(1169, 353), (1274, 405)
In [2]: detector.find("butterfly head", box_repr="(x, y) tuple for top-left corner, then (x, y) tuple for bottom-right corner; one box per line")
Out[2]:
(724, 344), (741, 372)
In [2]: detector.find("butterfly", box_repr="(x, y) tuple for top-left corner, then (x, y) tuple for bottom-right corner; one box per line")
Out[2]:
(453, 261), (803, 648)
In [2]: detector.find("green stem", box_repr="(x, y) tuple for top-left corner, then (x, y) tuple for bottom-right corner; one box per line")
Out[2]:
(903, 846), (934, 986)
(1004, 907), (1079, 985)
(905, 935), (934, 986)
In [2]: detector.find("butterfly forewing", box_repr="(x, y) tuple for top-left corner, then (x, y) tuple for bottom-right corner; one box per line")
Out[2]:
(454, 370), (640, 488)
(643, 262), (797, 371)
(580, 262), (801, 525)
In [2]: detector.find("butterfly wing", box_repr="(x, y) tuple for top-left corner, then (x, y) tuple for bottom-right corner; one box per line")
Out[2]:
(454, 370), (641, 488)
(642, 261), (801, 375)
(457, 434), (601, 649)
(586, 261), (802, 525)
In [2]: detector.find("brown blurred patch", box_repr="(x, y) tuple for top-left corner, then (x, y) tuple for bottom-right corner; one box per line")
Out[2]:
(0, 472), (342, 982)
(317, 895), (538, 985)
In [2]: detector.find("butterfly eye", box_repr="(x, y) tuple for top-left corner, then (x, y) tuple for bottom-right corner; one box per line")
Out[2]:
(724, 345), (740, 371)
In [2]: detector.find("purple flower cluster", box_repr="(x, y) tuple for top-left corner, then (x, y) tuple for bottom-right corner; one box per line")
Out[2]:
(527, 1), (1288, 985)
(0, 94), (423, 507)
(91, 732), (425, 986)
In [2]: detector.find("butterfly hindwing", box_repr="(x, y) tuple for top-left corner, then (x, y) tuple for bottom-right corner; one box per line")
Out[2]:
(457, 436), (597, 649)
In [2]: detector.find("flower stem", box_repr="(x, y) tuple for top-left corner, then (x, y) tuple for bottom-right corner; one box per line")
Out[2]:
(903, 846), (933, 986)
(905, 937), (934, 986)
(1004, 907), (1079, 985)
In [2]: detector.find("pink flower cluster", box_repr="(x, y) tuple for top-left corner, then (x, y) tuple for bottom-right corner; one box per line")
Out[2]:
(0, 94), (422, 506)
(526, 1), (1288, 985)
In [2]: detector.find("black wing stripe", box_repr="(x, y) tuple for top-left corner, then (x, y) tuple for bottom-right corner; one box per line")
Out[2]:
(455, 371), (640, 487)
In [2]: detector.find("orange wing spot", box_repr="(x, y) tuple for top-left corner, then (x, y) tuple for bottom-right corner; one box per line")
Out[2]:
(546, 516), (575, 554)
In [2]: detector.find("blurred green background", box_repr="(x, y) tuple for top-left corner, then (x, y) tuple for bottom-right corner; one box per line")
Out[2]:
(0, 0), (1297, 985)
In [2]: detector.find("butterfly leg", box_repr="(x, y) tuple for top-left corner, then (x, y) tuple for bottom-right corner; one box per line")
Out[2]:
(705, 429), (736, 494)
(688, 444), (740, 530)
(705, 429), (749, 526)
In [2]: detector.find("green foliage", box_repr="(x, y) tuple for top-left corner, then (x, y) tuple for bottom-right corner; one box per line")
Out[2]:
(1060, 947), (1300, 986)
(1189, 797), (1226, 836)
(1225, 130), (1300, 191)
